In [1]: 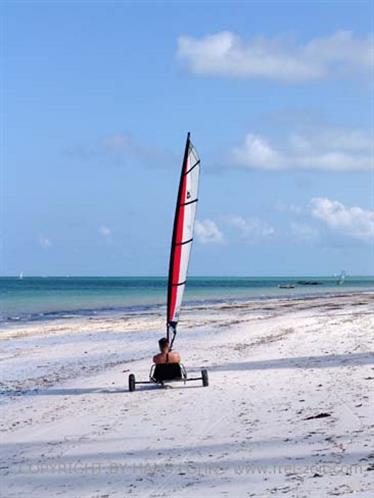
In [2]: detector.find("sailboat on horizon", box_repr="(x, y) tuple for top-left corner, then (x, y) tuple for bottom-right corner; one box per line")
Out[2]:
(337, 270), (346, 286)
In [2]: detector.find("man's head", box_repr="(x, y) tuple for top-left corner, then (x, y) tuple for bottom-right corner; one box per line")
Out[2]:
(158, 337), (170, 353)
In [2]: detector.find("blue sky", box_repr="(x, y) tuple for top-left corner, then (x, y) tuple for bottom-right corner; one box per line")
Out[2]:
(2, 1), (373, 276)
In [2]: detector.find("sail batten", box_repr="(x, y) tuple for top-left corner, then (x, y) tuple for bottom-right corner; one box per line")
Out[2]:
(167, 133), (200, 340)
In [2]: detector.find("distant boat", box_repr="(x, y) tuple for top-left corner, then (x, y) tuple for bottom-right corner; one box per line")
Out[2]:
(278, 284), (295, 289)
(19, 272), (24, 280)
(296, 280), (322, 286)
(337, 271), (346, 286)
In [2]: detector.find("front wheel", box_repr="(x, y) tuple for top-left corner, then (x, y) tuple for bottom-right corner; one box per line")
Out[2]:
(128, 373), (136, 392)
(201, 369), (209, 387)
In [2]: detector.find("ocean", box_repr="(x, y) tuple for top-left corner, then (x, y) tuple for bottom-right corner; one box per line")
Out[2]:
(1, 276), (373, 326)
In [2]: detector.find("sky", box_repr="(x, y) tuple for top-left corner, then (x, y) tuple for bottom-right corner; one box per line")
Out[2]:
(2, 0), (373, 276)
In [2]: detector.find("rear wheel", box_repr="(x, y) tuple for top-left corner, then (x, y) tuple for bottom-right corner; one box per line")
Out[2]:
(128, 374), (136, 392)
(201, 369), (209, 387)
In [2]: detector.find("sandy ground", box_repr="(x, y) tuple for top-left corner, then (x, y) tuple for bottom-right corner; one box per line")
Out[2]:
(0, 293), (373, 498)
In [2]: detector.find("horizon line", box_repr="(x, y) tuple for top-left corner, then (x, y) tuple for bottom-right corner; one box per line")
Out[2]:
(1, 274), (373, 279)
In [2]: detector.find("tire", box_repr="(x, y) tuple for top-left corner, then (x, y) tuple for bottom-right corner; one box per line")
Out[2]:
(201, 369), (209, 387)
(128, 374), (136, 392)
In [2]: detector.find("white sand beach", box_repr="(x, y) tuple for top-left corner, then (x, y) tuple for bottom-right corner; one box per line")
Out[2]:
(1, 293), (373, 498)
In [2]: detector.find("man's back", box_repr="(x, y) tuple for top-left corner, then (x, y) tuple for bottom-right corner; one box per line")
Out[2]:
(153, 351), (181, 364)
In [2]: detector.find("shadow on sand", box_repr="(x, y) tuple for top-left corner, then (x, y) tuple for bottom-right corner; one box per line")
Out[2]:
(212, 351), (374, 372)
(1, 382), (204, 397)
(2, 352), (372, 398)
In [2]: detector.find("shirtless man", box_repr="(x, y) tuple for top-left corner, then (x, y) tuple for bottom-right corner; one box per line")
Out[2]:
(153, 337), (181, 364)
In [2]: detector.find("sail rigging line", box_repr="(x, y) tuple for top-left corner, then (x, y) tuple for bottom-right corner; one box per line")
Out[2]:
(167, 132), (200, 348)
(185, 160), (200, 175)
(181, 198), (198, 207)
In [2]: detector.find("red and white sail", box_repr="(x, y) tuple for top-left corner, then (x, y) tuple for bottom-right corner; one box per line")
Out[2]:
(167, 133), (200, 339)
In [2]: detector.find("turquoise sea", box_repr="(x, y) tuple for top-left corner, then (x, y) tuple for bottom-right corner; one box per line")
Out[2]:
(1, 276), (373, 325)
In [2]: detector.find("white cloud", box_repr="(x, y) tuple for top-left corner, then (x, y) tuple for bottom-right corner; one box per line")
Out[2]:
(177, 31), (373, 82)
(39, 236), (52, 248)
(195, 219), (224, 244)
(232, 128), (373, 171)
(224, 215), (275, 241)
(233, 134), (283, 170)
(311, 198), (374, 242)
(290, 222), (319, 241)
(99, 225), (112, 237)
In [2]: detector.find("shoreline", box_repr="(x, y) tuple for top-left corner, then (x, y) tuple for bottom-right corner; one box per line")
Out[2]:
(1, 289), (373, 333)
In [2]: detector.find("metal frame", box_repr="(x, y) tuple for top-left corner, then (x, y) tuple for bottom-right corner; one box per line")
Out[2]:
(131, 363), (205, 387)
